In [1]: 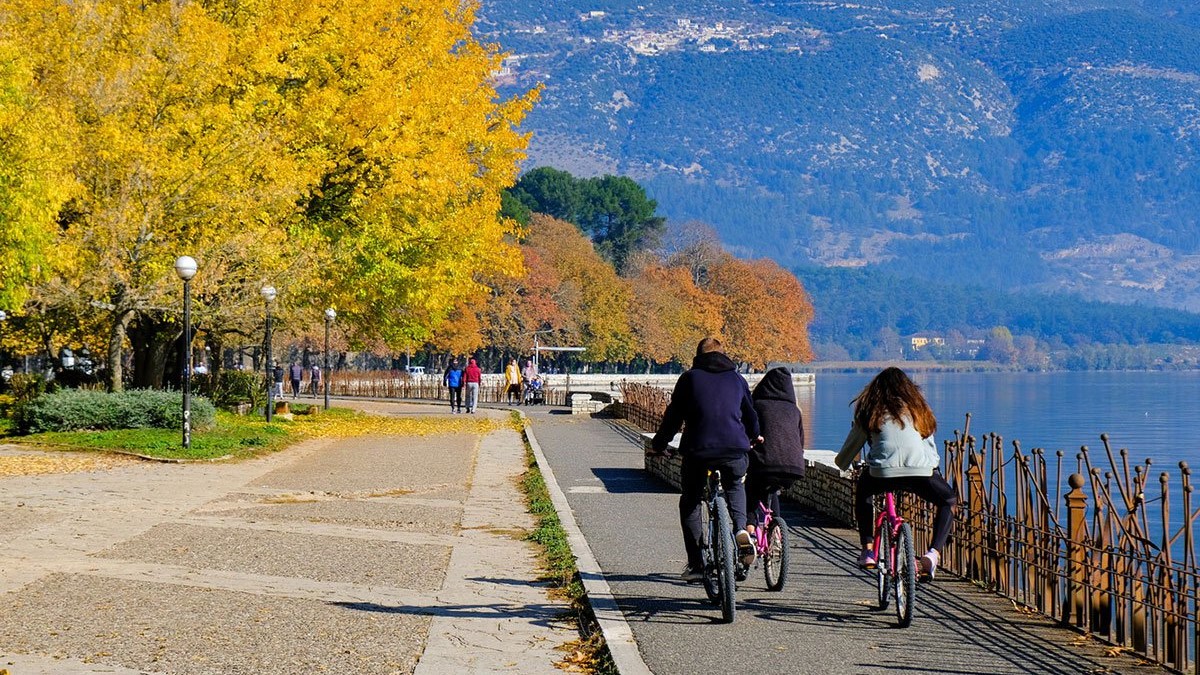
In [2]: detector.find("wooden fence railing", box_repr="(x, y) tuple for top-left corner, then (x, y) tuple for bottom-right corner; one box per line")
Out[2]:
(619, 381), (1199, 674)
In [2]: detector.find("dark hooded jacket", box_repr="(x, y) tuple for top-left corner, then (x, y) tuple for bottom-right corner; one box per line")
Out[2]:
(750, 367), (806, 478)
(651, 351), (760, 461)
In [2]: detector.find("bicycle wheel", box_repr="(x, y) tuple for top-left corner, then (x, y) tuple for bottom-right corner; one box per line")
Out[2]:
(712, 494), (738, 623)
(701, 501), (720, 603)
(876, 523), (892, 610)
(894, 522), (916, 627)
(763, 516), (789, 591)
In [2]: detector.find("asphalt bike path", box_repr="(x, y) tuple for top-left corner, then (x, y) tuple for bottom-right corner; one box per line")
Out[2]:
(0, 401), (574, 675)
(524, 408), (1165, 675)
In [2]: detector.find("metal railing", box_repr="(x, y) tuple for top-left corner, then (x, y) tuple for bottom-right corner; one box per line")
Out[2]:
(619, 382), (1199, 673)
(326, 370), (568, 407)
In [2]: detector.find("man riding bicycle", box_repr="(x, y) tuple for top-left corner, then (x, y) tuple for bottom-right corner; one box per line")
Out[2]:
(650, 337), (762, 581)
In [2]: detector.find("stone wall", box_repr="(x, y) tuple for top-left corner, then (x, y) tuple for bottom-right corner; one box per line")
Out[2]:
(640, 433), (855, 528)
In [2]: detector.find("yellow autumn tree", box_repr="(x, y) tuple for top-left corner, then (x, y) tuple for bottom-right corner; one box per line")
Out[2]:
(0, 43), (76, 311)
(277, 0), (535, 350)
(2, 0), (535, 388)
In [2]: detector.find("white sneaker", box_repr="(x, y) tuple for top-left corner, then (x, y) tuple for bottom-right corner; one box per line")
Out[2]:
(736, 529), (756, 566)
(920, 549), (940, 581)
(680, 564), (704, 582)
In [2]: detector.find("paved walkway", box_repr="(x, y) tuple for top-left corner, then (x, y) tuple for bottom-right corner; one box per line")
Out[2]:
(525, 409), (1167, 675)
(0, 401), (574, 674)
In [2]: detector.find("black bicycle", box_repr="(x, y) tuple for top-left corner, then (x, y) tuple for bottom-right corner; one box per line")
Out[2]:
(698, 469), (738, 623)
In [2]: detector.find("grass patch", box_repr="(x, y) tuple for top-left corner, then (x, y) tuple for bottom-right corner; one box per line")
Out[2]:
(515, 411), (617, 675)
(2, 407), (499, 461)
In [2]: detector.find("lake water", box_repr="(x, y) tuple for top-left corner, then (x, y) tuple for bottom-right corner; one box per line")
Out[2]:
(799, 371), (1199, 552)
(799, 370), (1199, 473)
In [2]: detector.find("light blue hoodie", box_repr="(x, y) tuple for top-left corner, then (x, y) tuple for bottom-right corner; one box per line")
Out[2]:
(834, 414), (939, 478)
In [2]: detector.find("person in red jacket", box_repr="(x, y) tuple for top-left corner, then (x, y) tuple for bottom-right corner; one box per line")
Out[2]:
(463, 358), (482, 413)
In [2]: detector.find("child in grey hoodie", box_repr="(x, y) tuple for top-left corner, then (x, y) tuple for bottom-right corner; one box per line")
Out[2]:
(834, 367), (958, 580)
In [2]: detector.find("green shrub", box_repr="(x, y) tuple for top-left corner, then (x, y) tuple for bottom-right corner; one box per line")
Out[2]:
(195, 370), (266, 411)
(14, 389), (216, 434)
(9, 373), (54, 407)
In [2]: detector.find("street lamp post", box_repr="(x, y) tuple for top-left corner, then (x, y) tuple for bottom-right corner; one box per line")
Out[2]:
(324, 308), (336, 410)
(174, 256), (198, 450)
(0, 310), (7, 377)
(261, 285), (277, 422)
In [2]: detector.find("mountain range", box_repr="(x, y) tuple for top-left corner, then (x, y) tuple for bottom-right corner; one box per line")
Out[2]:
(477, 0), (1200, 311)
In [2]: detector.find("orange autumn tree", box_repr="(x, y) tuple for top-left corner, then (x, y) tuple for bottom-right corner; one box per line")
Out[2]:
(745, 258), (815, 363)
(629, 261), (723, 367)
(522, 215), (634, 362)
(468, 245), (573, 356)
(700, 253), (814, 369)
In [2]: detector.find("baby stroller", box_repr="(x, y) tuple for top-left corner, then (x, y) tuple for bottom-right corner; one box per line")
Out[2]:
(523, 377), (545, 405)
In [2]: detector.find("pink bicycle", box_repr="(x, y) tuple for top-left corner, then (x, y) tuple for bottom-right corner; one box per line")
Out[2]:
(750, 487), (789, 591)
(873, 489), (917, 627)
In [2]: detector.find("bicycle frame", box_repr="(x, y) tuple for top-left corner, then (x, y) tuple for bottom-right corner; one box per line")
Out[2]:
(701, 469), (738, 622)
(873, 490), (917, 627)
(753, 489), (780, 554)
(872, 491), (903, 557)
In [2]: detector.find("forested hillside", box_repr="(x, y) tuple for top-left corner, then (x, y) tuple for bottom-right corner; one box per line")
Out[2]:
(797, 266), (1200, 363)
(479, 0), (1200, 310)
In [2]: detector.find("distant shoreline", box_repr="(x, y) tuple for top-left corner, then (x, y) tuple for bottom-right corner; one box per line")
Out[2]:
(793, 361), (1198, 374)
(797, 361), (1034, 374)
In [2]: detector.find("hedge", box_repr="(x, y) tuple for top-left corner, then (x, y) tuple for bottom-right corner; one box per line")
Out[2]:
(14, 389), (216, 434)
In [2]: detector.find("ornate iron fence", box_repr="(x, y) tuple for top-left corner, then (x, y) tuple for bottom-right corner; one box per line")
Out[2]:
(619, 382), (1199, 673)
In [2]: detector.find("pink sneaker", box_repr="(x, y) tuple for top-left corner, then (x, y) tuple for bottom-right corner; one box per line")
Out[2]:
(857, 549), (877, 569)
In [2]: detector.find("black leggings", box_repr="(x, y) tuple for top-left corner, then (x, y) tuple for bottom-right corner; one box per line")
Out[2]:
(448, 386), (463, 410)
(745, 472), (795, 526)
(854, 472), (957, 552)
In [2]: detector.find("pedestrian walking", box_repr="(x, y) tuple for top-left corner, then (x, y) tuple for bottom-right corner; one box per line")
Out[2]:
(504, 358), (522, 404)
(272, 362), (285, 398)
(463, 358), (482, 413)
(443, 359), (465, 413)
(289, 362), (303, 399)
(310, 363), (322, 397)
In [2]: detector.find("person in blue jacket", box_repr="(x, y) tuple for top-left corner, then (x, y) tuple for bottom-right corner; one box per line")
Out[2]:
(443, 359), (465, 413)
(651, 337), (761, 580)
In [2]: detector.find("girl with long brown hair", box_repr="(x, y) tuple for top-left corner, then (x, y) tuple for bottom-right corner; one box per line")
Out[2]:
(834, 367), (958, 579)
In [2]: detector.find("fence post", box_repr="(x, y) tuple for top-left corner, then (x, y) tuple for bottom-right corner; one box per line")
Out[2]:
(967, 458), (986, 581)
(1065, 473), (1088, 628)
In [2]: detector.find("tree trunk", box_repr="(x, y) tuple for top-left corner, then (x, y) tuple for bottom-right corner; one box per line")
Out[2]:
(207, 334), (224, 399)
(107, 310), (135, 392)
(129, 313), (177, 389)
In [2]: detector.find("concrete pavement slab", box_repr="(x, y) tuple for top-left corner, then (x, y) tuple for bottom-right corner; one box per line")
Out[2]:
(97, 523), (451, 590)
(0, 400), (574, 674)
(413, 423), (576, 675)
